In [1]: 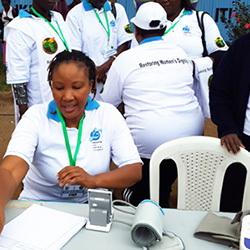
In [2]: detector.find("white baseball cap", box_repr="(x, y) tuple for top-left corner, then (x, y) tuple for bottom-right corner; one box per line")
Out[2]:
(130, 2), (167, 30)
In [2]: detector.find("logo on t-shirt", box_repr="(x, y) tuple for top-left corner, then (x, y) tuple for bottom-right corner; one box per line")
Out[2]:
(42, 37), (58, 54)
(110, 20), (116, 27)
(182, 25), (190, 33)
(124, 24), (133, 34)
(215, 37), (226, 48)
(89, 128), (102, 141)
(89, 128), (103, 151)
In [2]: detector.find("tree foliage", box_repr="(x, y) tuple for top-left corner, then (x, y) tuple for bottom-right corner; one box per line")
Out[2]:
(221, 0), (250, 42)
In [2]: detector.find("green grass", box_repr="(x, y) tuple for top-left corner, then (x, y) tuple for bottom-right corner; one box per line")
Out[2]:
(0, 54), (10, 91)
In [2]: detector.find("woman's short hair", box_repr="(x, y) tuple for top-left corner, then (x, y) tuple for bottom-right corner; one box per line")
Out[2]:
(135, 25), (166, 38)
(48, 50), (97, 97)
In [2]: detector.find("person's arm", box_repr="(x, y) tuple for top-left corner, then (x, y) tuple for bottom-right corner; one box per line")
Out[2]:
(6, 29), (32, 120)
(96, 2), (132, 84)
(57, 104), (142, 190)
(0, 155), (29, 234)
(65, 7), (83, 52)
(96, 41), (129, 84)
(209, 50), (226, 72)
(202, 12), (228, 71)
(12, 83), (28, 120)
(209, 45), (236, 135)
(57, 162), (142, 189)
(210, 37), (248, 152)
(57, 109), (142, 189)
(101, 56), (124, 107)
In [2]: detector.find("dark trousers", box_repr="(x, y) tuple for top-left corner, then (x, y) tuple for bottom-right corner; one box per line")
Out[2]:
(220, 133), (250, 212)
(123, 158), (177, 208)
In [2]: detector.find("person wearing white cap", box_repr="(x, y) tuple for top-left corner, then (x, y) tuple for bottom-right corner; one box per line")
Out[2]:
(132, 0), (227, 71)
(130, 0), (228, 121)
(101, 2), (204, 207)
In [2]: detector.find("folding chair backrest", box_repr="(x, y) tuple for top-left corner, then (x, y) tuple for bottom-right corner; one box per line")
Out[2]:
(149, 136), (250, 211)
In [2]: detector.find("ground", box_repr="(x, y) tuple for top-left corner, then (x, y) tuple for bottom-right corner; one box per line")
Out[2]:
(0, 90), (219, 204)
(0, 91), (15, 161)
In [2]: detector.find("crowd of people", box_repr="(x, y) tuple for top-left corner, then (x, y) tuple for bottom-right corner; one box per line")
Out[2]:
(0, 0), (247, 234)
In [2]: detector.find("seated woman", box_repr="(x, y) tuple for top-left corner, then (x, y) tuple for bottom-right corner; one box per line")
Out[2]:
(0, 50), (142, 234)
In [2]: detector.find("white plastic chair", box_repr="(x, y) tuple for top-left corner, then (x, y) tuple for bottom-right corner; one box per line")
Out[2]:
(149, 136), (250, 211)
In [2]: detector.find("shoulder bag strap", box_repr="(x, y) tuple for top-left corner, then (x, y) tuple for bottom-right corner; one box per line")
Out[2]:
(111, 2), (117, 19)
(196, 10), (208, 57)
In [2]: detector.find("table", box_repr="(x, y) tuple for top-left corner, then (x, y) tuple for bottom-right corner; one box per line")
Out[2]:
(4, 200), (236, 250)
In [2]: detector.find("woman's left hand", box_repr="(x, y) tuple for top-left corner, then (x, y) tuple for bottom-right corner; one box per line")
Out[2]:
(57, 166), (97, 189)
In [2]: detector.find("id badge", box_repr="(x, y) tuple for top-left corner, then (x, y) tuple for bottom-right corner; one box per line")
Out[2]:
(101, 45), (117, 59)
(61, 184), (86, 198)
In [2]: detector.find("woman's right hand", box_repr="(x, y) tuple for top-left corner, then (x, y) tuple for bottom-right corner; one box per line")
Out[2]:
(0, 156), (29, 235)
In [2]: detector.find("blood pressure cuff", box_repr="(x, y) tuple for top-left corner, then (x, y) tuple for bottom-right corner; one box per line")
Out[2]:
(231, 210), (250, 237)
(148, 233), (184, 250)
(194, 213), (240, 248)
(131, 200), (184, 249)
(131, 200), (164, 247)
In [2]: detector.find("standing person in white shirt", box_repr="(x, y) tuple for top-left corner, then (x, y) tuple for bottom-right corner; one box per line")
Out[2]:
(157, 0), (228, 63)
(6, 0), (71, 123)
(0, 50), (142, 234)
(1, 0), (17, 64)
(131, 0), (228, 119)
(156, 0), (228, 119)
(101, 2), (204, 207)
(132, 0), (227, 68)
(66, 0), (133, 100)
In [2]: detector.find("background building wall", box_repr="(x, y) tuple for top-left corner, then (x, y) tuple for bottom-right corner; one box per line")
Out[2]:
(0, 0), (246, 42)
(0, 0), (74, 11)
(117, 0), (242, 42)
(196, 0), (234, 42)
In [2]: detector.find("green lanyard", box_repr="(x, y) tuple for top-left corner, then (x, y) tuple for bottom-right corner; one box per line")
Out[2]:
(87, 1), (111, 43)
(164, 9), (187, 36)
(30, 7), (70, 51)
(56, 108), (85, 166)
